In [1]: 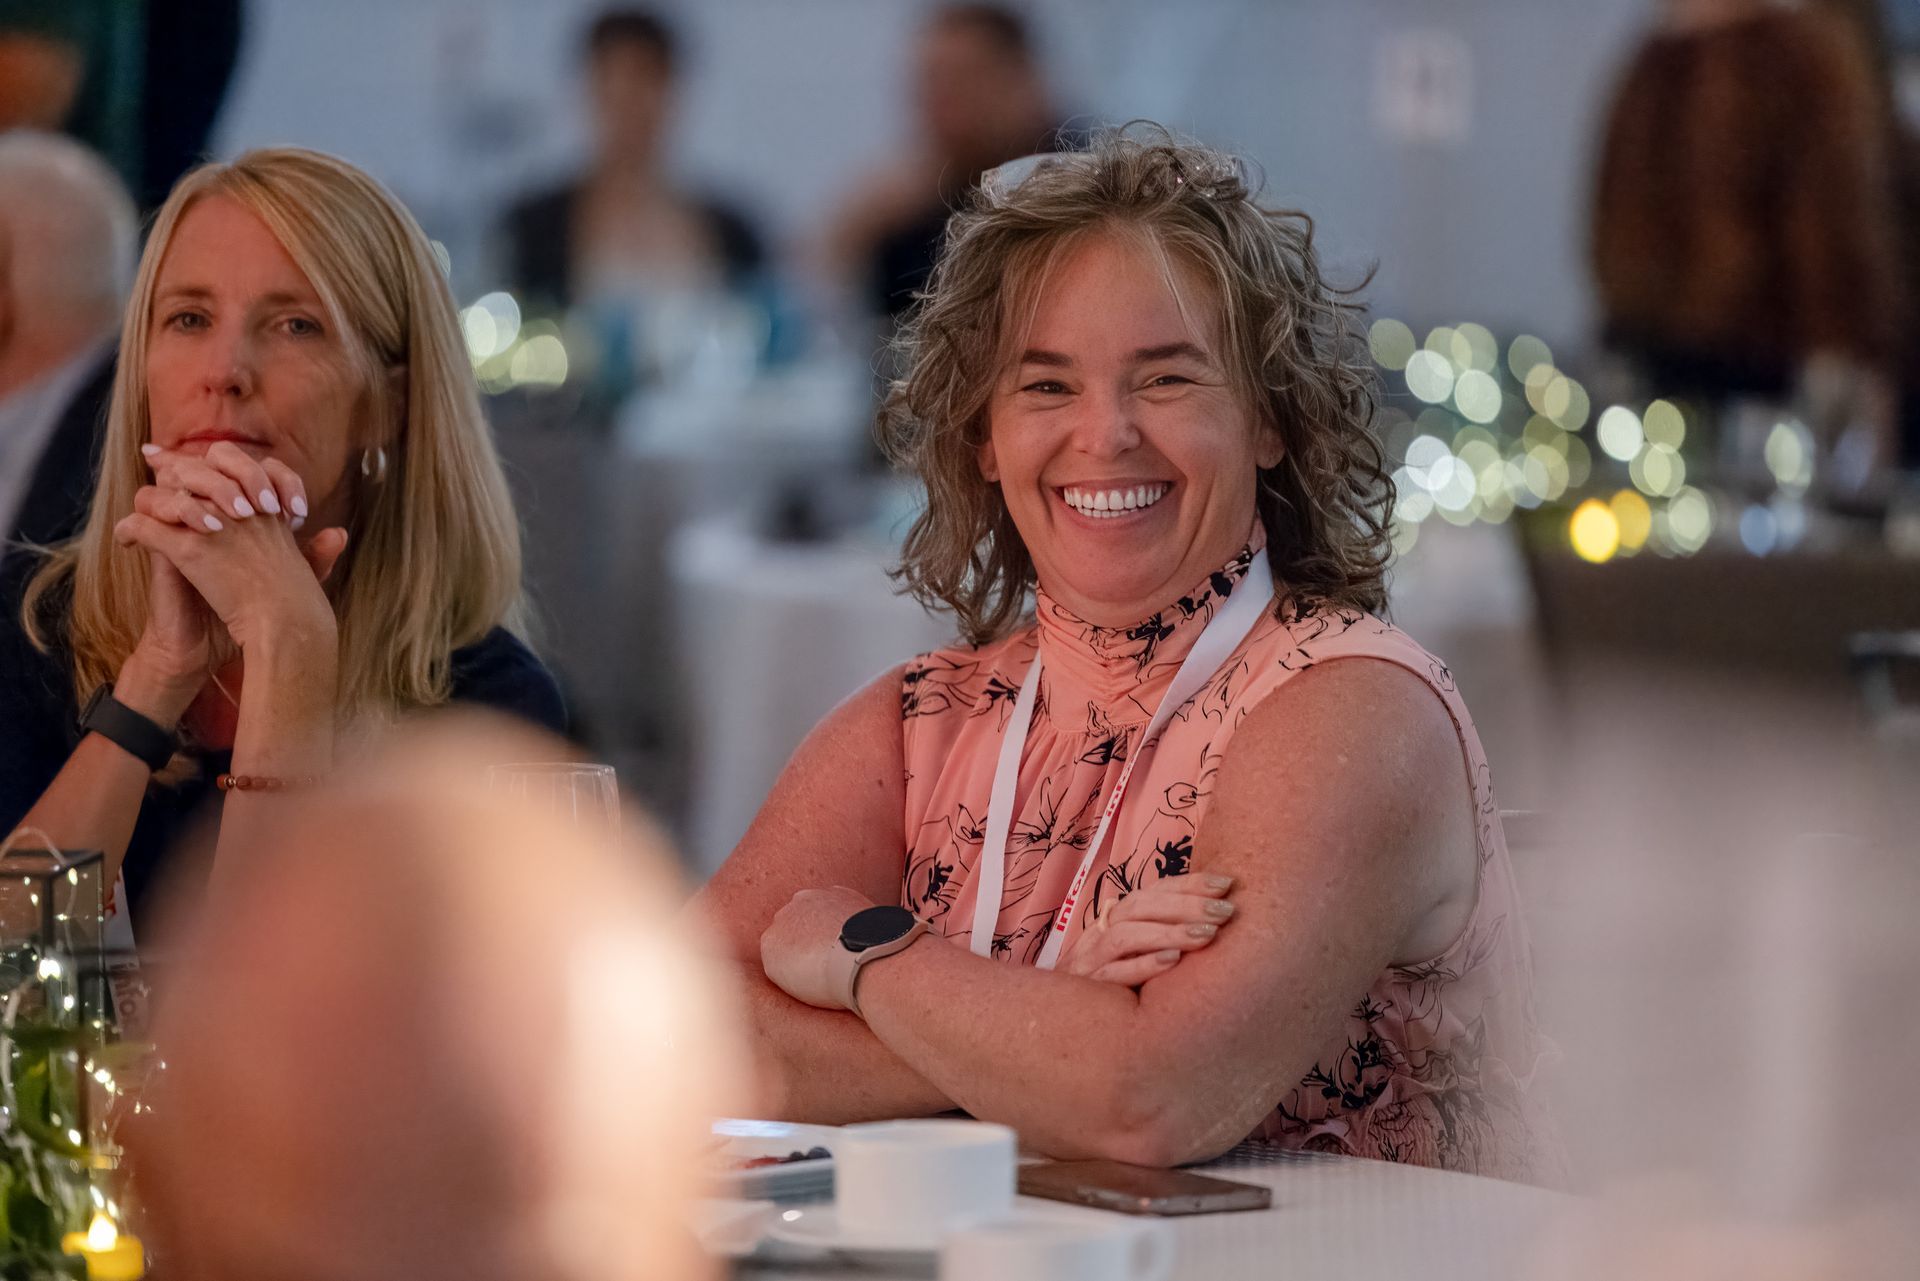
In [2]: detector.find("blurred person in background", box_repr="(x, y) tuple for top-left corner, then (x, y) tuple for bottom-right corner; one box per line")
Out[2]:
(1810, 0), (1920, 470)
(0, 148), (564, 950)
(498, 7), (764, 318)
(1590, 0), (1904, 478)
(0, 131), (134, 549)
(705, 129), (1559, 1179)
(0, 1), (86, 132)
(129, 716), (745, 1281)
(0, 0), (243, 213)
(824, 2), (1074, 321)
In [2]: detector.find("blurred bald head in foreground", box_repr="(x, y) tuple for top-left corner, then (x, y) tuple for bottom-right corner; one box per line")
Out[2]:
(128, 716), (746, 1281)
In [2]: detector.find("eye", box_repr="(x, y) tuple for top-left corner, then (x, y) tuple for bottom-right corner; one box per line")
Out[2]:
(164, 310), (209, 333)
(1020, 379), (1069, 395)
(283, 315), (325, 338)
(1147, 373), (1193, 388)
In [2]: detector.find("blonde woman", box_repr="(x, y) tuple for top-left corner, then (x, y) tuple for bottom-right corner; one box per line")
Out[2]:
(702, 129), (1558, 1180)
(0, 148), (563, 935)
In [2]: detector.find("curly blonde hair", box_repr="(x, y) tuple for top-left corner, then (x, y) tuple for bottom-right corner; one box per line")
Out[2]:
(880, 125), (1393, 645)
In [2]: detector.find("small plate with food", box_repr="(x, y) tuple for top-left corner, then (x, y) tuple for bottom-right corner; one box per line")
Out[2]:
(709, 1118), (837, 1201)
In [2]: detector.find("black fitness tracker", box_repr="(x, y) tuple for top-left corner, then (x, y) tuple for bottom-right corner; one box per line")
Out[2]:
(79, 684), (177, 773)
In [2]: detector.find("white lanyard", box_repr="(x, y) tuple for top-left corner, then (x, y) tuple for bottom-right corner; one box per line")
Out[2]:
(969, 554), (1274, 968)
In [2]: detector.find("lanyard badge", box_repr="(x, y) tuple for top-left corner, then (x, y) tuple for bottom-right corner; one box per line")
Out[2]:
(969, 554), (1274, 969)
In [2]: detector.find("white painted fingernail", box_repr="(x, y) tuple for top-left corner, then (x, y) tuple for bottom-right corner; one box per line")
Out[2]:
(141, 444), (160, 457)
(203, 515), (224, 531)
(291, 495), (308, 518)
(1157, 950), (1181, 963)
(291, 515), (305, 531)
(232, 496), (254, 518)
(259, 489), (281, 514)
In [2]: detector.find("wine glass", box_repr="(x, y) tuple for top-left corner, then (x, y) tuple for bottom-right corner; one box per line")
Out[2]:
(484, 763), (621, 832)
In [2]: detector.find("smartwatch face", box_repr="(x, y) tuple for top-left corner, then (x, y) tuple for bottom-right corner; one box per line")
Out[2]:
(840, 905), (917, 953)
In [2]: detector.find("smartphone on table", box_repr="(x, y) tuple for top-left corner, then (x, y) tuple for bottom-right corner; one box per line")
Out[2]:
(1018, 1159), (1273, 1216)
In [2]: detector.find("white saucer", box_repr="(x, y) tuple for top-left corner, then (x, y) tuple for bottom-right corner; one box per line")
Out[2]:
(765, 1204), (946, 1262)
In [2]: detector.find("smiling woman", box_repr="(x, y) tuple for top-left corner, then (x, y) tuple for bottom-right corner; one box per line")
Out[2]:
(699, 127), (1560, 1182)
(0, 148), (565, 945)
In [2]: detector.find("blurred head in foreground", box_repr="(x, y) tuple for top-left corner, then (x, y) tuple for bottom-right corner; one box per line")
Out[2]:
(128, 716), (745, 1281)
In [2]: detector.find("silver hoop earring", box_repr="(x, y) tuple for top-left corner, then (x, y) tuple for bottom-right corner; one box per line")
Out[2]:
(360, 446), (388, 482)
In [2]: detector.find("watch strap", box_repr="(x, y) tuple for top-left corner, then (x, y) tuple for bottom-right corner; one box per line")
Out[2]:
(80, 684), (177, 773)
(841, 918), (928, 1017)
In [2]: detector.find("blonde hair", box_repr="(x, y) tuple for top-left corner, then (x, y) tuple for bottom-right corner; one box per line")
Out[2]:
(881, 126), (1393, 645)
(24, 147), (527, 730)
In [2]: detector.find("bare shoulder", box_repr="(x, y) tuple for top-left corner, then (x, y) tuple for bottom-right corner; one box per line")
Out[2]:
(1203, 657), (1476, 963)
(694, 665), (910, 957)
(1223, 657), (1463, 789)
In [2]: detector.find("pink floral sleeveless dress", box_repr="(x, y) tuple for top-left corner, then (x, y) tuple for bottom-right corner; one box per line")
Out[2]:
(898, 534), (1559, 1182)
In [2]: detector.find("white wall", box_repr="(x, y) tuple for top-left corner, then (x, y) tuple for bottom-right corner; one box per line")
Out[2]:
(214, 0), (1653, 347)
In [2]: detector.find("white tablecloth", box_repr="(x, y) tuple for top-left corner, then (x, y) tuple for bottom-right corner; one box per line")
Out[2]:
(670, 511), (957, 874)
(733, 1146), (1572, 1280)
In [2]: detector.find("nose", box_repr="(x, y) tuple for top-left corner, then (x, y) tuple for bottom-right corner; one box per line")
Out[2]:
(201, 329), (258, 399)
(1069, 386), (1142, 460)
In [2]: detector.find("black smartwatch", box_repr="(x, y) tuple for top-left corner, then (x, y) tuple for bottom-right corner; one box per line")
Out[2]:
(79, 684), (178, 773)
(837, 905), (928, 1015)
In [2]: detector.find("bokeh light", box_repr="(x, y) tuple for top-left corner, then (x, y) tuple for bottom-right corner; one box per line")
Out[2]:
(1393, 481), (1434, 525)
(1764, 420), (1814, 490)
(1610, 489), (1652, 551)
(1555, 378), (1591, 432)
(1739, 503), (1779, 556)
(1569, 498), (1620, 564)
(1629, 442), (1685, 497)
(1563, 434), (1593, 487)
(462, 291), (522, 362)
(1369, 318), (1417, 371)
(1506, 334), (1552, 382)
(1667, 485), (1712, 553)
(1596, 406), (1645, 462)
(1405, 350), (1456, 404)
(1642, 398), (1686, 449)
(1453, 322), (1499, 373)
(1454, 369), (1502, 423)
(510, 332), (570, 388)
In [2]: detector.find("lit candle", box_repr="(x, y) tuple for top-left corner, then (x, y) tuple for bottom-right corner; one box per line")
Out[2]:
(61, 1211), (145, 1281)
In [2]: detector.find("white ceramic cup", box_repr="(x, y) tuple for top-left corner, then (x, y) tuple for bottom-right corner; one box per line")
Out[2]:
(832, 1119), (1016, 1246)
(940, 1215), (1176, 1281)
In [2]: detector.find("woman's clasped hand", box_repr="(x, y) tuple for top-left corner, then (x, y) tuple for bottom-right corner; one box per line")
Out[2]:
(117, 441), (348, 675)
(1057, 874), (1235, 987)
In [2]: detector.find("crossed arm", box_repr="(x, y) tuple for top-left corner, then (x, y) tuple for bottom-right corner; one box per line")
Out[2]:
(694, 656), (1477, 1165)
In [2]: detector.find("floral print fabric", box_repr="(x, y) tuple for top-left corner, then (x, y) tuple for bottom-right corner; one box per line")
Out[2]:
(898, 533), (1558, 1182)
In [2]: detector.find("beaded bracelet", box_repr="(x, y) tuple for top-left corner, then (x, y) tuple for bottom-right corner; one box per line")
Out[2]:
(215, 773), (319, 793)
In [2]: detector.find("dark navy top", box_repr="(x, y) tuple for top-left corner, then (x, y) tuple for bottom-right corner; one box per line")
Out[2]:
(0, 550), (567, 928)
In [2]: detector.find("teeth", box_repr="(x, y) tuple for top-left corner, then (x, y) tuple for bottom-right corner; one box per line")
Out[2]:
(1063, 484), (1169, 518)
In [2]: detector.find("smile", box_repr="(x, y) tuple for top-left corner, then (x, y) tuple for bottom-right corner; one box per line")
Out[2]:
(1061, 483), (1170, 519)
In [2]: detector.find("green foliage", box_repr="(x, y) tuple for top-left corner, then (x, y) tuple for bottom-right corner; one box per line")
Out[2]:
(0, 1019), (108, 1278)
